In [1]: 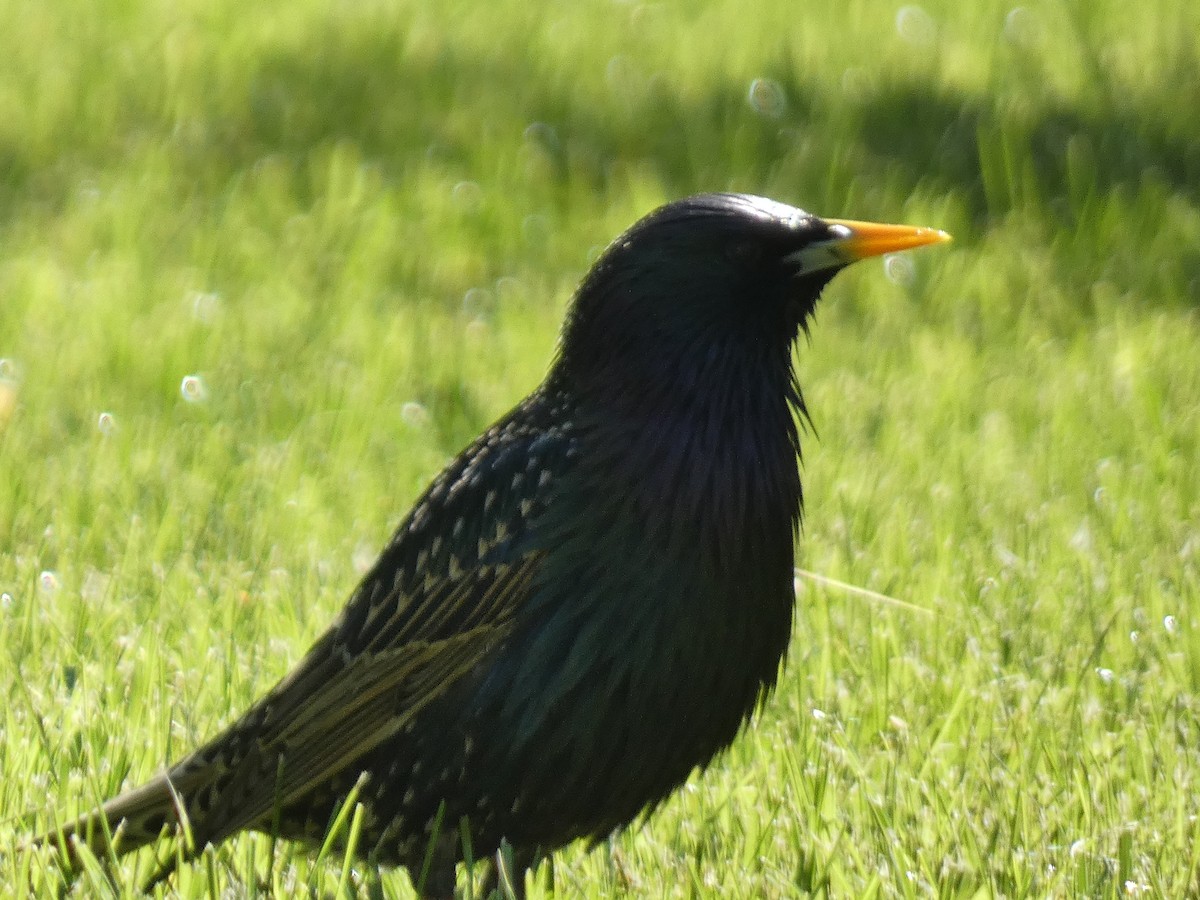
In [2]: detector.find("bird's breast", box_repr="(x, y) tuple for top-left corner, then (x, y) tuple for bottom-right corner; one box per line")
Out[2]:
(524, 410), (797, 724)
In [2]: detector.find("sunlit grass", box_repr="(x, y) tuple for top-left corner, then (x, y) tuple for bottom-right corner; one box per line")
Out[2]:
(2, 0), (1198, 895)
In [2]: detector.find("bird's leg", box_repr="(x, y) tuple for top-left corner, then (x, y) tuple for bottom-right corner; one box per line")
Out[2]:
(486, 839), (541, 900)
(363, 861), (386, 900)
(491, 839), (520, 899)
(415, 861), (457, 900)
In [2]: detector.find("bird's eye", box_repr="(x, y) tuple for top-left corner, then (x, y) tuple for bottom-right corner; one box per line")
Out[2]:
(726, 241), (763, 267)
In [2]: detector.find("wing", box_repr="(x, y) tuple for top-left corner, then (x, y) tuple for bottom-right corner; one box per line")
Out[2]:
(176, 561), (539, 841)
(181, 393), (578, 843)
(51, 392), (578, 862)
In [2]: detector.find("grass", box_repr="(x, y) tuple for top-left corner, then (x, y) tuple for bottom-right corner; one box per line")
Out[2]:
(1, 0), (1198, 895)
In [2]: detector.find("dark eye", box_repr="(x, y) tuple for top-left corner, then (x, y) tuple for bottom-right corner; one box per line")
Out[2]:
(726, 240), (763, 267)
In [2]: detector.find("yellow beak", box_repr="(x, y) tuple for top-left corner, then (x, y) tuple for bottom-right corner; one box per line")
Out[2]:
(822, 218), (952, 262)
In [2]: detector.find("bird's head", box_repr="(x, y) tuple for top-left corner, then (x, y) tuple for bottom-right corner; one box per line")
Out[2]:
(554, 193), (949, 401)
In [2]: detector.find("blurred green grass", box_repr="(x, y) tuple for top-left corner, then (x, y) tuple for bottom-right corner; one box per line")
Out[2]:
(2, 0), (1198, 895)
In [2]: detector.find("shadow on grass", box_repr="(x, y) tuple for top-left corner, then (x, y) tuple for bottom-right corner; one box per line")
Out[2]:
(200, 38), (1200, 305)
(177, 39), (1200, 205)
(849, 79), (1200, 221)
(3, 22), (1197, 303)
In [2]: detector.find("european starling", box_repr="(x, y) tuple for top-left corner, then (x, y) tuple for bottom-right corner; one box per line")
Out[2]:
(35, 194), (948, 895)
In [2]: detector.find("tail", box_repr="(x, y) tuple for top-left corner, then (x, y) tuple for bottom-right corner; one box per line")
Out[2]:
(37, 775), (171, 854)
(31, 762), (219, 889)
(29, 624), (503, 887)
(27, 649), (325, 884)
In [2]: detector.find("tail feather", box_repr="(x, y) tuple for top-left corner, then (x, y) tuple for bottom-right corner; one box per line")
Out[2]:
(29, 621), (511, 887)
(32, 768), (209, 873)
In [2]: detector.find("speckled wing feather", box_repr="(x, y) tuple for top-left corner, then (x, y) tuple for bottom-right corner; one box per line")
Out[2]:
(188, 601), (529, 845)
(39, 393), (571, 867)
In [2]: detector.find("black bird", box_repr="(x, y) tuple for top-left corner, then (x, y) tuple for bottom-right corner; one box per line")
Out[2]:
(35, 194), (948, 895)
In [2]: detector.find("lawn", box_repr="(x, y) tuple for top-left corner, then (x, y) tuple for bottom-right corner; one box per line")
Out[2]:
(2, 0), (1198, 895)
